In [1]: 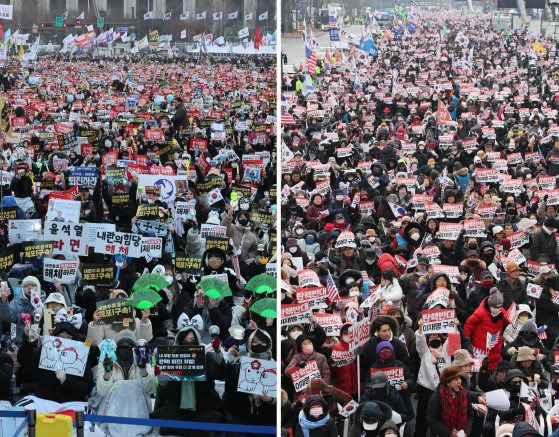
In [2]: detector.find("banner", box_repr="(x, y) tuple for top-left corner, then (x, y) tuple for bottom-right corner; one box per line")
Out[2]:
(205, 236), (229, 252)
(81, 264), (115, 285)
(280, 302), (311, 325)
(43, 221), (90, 257)
(443, 203), (463, 218)
(156, 345), (206, 381)
(295, 286), (328, 310)
(314, 312), (342, 336)
(93, 231), (143, 258)
(68, 167), (98, 187)
(438, 222), (463, 240)
(137, 174), (187, 204)
(43, 258), (78, 284)
(330, 349), (355, 367)
(347, 317), (370, 352)
(463, 219), (486, 237)
(237, 357), (277, 398)
(0, 249), (14, 270)
(95, 298), (133, 324)
(288, 360), (321, 392)
(140, 237), (162, 259)
(421, 309), (456, 334)
(39, 336), (91, 377)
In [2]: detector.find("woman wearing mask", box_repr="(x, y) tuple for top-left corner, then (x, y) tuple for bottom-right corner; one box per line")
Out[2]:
(297, 230), (320, 261)
(281, 322), (326, 364)
(305, 194), (329, 231)
(294, 395), (338, 437)
(329, 323), (359, 399)
(285, 335), (331, 384)
(503, 305), (533, 345)
(376, 270), (404, 309)
(222, 206), (258, 260)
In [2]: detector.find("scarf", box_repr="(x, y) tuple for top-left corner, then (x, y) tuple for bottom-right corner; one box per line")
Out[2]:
(440, 384), (468, 431)
(180, 380), (196, 411)
(298, 410), (330, 437)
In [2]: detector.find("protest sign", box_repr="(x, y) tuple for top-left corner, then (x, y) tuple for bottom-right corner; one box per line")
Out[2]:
(205, 236), (229, 251)
(297, 269), (321, 288)
(156, 345), (206, 381)
(347, 317), (370, 352)
(425, 287), (451, 308)
(314, 312), (343, 336)
(237, 357), (277, 398)
(0, 249), (14, 270)
(369, 367), (405, 390)
(81, 264), (115, 285)
(46, 199), (81, 223)
(23, 241), (53, 260)
(438, 222), (463, 240)
(68, 167), (98, 187)
(288, 360), (321, 392)
(463, 219), (487, 237)
(421, 309), (456, 334)
(174, 253), (203, 275)
(39, 336), (90, 377)
(44, 221), (90, 256)
(281, 302), (312, 326)
(330, 349), (356, 367)
(295, 286), (328, 310)
(43, 258), (78, 284)
(94, 231), (143, 258)
(95, 298), (134, 324)
(8, 219), (41, 244)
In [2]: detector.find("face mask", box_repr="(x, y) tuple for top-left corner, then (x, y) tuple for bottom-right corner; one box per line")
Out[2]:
(289, 246), (298, 254)
(468, 243), (478, 250)
(302, 345), (314, 355)
(429, 339), (442, 348)
(295, 230), (305, 237)
(417, 269), (427, 275)
(342, 334), (350, 343)
(117, 347), (133, 361)
(309, 406), (323, 418)
(518, 314), (530, 323)
(385, 433), (399, 437)
(410, 233), (420, 241)
(240, 203), (250, 211)
(378, 349), (393, 361)
(490, 307), (501, 317)
(482, 278), (493, 288)
(336, 195), (343, 201)
(251, 343), (267, 354)
(238, 219), (249, 226)
(164, 275), (173, 285)
(290, 331), (302, 340)
(510, 382), (521, 393)
(469, 260), (478, 267)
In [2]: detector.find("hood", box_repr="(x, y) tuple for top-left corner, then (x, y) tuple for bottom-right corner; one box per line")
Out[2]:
(1, 196), (17, 208)
(428, 273), (451, 293)
(371, 315), (399, 337)
(247, 328), (273, 356)
(174, 326), (202, 345)
(518, 319), (537, 335)
(512, 422), (542, 437)
(202, 247), (227, 271)
(379, 420), (399, 435)
(115, 329), (137, 347)
(355, 400), (393, 426)
(480, 240), (495, 252)
(339, 322), (353, 345)
(302, 394), (329, 416)
(377, 253), (403, 275)
(516, 304), (533, 319)
(504, 369), (527, 386)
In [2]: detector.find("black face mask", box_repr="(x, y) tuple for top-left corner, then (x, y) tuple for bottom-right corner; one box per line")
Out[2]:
(116, 346), (133, 361)
(372, 387), (387, 398)
(468, 260), (478, 267)
(468, 243), (478, 250)
(251, 343), (268, 354)
(509, 383), (520, 393)
(429, 339), (442, 348)
(238, 219), (249, 226)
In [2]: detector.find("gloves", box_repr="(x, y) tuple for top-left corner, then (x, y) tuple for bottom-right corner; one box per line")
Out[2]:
(135, 339), (151, 369)
(508, 347), (517, 356)
(55, 370), (66, 384)
(103, 357), (113, 373)
(297, 361), (307, 368)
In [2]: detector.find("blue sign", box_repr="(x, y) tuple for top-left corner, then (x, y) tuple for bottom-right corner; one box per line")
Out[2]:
(68, 167), (98, 187)
(116, 27), (129, 33)
(329, 28), (339, 42)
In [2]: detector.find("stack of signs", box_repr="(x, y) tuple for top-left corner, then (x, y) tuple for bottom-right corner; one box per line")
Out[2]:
(46, 199), (82, 223)
(369, 367), (405, 390)
(420, 309), (456, 334)
(438, 222), (463, 240)
(43, 258), (79, 284)
(38, 336), (90, 377)
(295, 286), (328, 310)
(156, 345), (206, 381)
(314, 312), (342, 336)
(81, 264), (115, 285)
(174, 253), (202, 275)
(236, 357), (277, 398)
(288, 360), (321, 392)
(280, 302), (311, 326)
(43, 222), (90, 256)
(95, 298), (134, 324)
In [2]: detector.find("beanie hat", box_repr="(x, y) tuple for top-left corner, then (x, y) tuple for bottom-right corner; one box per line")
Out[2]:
(488, 287), (504, 307)
(115, 329), (137, 347)
(500, 238), (511, 251)
(440, 366), (462, 384)
(544, 217), (559, 228)
(506, 262), (520, 275)
(324, 223), (335, 231)
(296, 334), (312, 353)
(22, 276), (41, 292)
(375, 340), (394, 355)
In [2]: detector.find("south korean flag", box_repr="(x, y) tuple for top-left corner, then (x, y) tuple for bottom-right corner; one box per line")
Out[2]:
(208, 188), (223, 205)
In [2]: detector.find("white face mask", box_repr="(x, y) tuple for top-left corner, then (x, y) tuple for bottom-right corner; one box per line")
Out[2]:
(290, 331), (302, 340)
(410, 233), (420, 241)
(385, 433), (398, 437)
(164, 275), (173, 285)
(289, 246), (298, 254)
(240, 203), (250, 211)
(490, 307), (501, 317)
(309, 406), (323, 418)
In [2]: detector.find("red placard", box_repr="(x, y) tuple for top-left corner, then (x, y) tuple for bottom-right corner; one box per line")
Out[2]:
(190, 138), (208, 152)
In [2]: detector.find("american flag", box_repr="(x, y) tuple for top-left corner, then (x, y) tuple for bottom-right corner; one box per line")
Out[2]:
(486, 331), (500, 350)
(326, 270), (340, 304)
(305, 43), (317, 74)
(280, 94), (296, 125)
(537, 325), (547, 340)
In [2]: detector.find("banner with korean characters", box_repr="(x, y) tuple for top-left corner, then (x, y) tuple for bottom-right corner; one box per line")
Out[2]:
(538, 175), (556, 190)
(68, 167), (98, 188)
(288, 360), (322, 392)
(93, 231), (143, 258)
(281, 302), (312, 326)
(0, 249), (14, 271)
(501, 178), (524, 195)
(438, 222), (463, 240)
(527, 261), (555, 277)
(314, 312), (343, 336)
(96, 298), (134, 324)
(421, 245), (441, 262)
(140, 237), (163, 259)
(424, 201), (445, 218)
(174, 253), (202, 275)
(297, 269), (321, 288)
(330, 349), (356, 367)
(411, 194), (432, 210)
(443, 203), (463, 219)
(347, 317), (370, 353)
(81, 264), (115, 285)
(509, 230), (530, 250)
(475, 168), (500, 183)
(295, 287), (328, 310)
(200, 224), (227, 241)
(205, 237), (229, 252)
(43, 221), (90, 257)
(425, 287), (451, 309)
(43, 258), (78, 284)
(23, 241), (53, 261)
(477, 205), (497, 220)
(432, 265), (460, 284)
(369, 367), (405, 390)
(421, 309), (456, 334)
(546, 189), (559, 206)
(463, 219), (487, 238)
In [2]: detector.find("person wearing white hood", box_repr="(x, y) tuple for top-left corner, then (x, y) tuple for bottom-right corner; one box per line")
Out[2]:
(0, 276), (42, 344)
(503, 304), (534, 345)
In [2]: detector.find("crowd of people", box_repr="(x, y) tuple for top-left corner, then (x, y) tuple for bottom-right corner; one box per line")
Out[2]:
(0, 51), (277, 436)
(280, 9), (559, 437)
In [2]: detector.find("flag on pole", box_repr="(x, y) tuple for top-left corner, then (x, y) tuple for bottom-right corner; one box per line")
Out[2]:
(258, 11), (268, 21)
(437, 99), (453, 125)
(213, 12), (222, 21)
(281, 94), (296, 125)
(180, 11), (190, 20)
(77, 11), (84, 20)
(455, 31), (470, 47)
(180, 29), (186, 39)
(326, 270), (340, 304)
(254, 26), (263, 50)
(62, 11), (69, 20)
(238, 27), (249, 39)
(302, 74), (314, 97)
(162, 12), (171, 20)
(244, 12), (253, 20)
(17, 43), (23, 59)
(305, 42), (317, 73)
(388, 202), (407, 217)
(486, 332), (500, 350)
(324, 47), (331, 69)
(196, 11), (206, 20)
(228, 11), (238, 19)
(358, 31), (378, 56)
(143, 11), (154, 20)
(200, 32), (207, 53)
(208, 188), (223, 205)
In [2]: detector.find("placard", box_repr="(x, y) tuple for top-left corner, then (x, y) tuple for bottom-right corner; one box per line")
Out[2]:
(280, 302), (312, 326)
(93, 231), (143, 258)
(330, 349), (356, 367)
(140, 237), (162, 259)
(174, 253), (202, 275)
(464, 219), (486, 237)
(81, 264), (115, 285)
(95, 298), (134, 324)
(200, 224), (227, 240)
(347, 317), (370, 352)
(136, 204), (160, 220)
(8, 219), (41, 244)
(237, 357), (277, 398)
(0, 249), (14, 270)
(421, 309), (456, 334)
(297, 269), (321, 288)
(46, 199), (81, 223)
(369, 366), (405, 390)
(44, 221), (90, 256)
(314, 312), (343, 336)
(295, 286), (328, 310)
(39, 336), (91, 377)
(205, 236), (229, 251)
(156, 345), (206, 381)
(43, 258), (78, 284)
(23, 241), (53, 260)
(68, 167), (98, 187)
(443, 203), (463, 218)
(438, 222), (463, 240)
(0, 208), (18, 221)
(288, 360), (321, 392)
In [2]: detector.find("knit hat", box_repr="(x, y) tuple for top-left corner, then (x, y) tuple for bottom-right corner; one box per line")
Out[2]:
(427, 158), (436, 166)
(295, 334), (312, 353)
(440, 366), (462, 384)
(516, 346), (535, 362)
(115, 329), (137, 347)
(544, 217), (559, 229)
(488, 287), (504, 307)
(22, 276), (41, 291)
(453, 349), (475, 367)
(506, 262), (520, 274)
(324, 223), (335, 231)
(500, 238), (511, 251)
(375, 341), (394, 355)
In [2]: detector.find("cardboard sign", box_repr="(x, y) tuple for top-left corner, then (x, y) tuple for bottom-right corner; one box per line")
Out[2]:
(95, 298), (133, 324)
(330, 349), (356, 367)
(421, 309), (456, 334)
(140, 237), (163, 259)
(509, 230), (529, 249)
(136, 204), (160, 220)
(8, 219), (41, 244)
(438, 222), (463, 240)
(335, 231), (355, 248)
(295, 286), (328, 310)
(236, 357), (277, 398)
(475, 168), (500, 183)
(156, 345), (206, 381)
(288, 360), (321, 392)
(174, 253), (202, 275)
(39, 336), (91, 377)
(93, 231), (143, 258)
(432, 265), (460, 283)
(23, 241), (53, 260)
(463, 219), (486, 237)
(43, 259), (78, 284)
(200, 224), (227, 240)
(43, 221), (90, 257)
(68, 167), (98, 187)
(281, 302), (312, 326)
(314, 312), (343, 336)
(81, 264), (115, 285)
(347, 317), (370, 352)
(370, 366), (405, 390)
(205, 236), (229, 252)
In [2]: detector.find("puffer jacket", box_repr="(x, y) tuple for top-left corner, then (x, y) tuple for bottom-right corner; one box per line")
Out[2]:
(330, 322), (359, 395)
(377, 279), (404, 309)
(221, 215), (258, 260)
(416, 330), (452, 391)
(530, 227), (557, 263)
(503, 304), (533, 345)
(0, 296), (34, 344)
(95, 358), (154, 398)
(87, 317), (153, 347)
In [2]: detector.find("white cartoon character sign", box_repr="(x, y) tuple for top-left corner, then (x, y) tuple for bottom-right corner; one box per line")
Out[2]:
(237, 357), (277, 398)
(38, 336), (90, 377)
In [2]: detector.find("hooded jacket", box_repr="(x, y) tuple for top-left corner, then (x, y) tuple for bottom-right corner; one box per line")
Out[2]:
(330, 322), (359, 395)
(426, 382), (473, 437)
(294, 395), (338, 437)
(348, 400), (394, 437)
(503, 304), (533, 345)
(416, 329), (452, 391)
(503, 320), (549, 359)
(360, 380), (410, 423)
(285, 333), (331, 384)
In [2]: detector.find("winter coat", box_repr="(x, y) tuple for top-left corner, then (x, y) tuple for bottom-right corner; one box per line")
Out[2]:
(503, 304), (533, 345)
(377, 279), (404, 309)
(499, 278), (527, 309)
(502, 320), (549, 360)
(530, 228), (557, 263)
(294, 396), (338, 437)
(221, 215), (258, 260)
(347, 401), (393, 437)
(330, 323), (359, 395)
(360, 384), (410, 423)
(535, 287), (559, 345)
(463, 298), (509, 370)
(285, 350), (331, 384)
(416, 330), (452, 391)
(87, 317), (153, 347)
(185, 297), (232, 344)
(0, 351), (13, 403)
(95, 359), (154, 398)
(426, 384), (473, 437)
(0, 296), (34, 344)
(546, 148), (559, 176)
